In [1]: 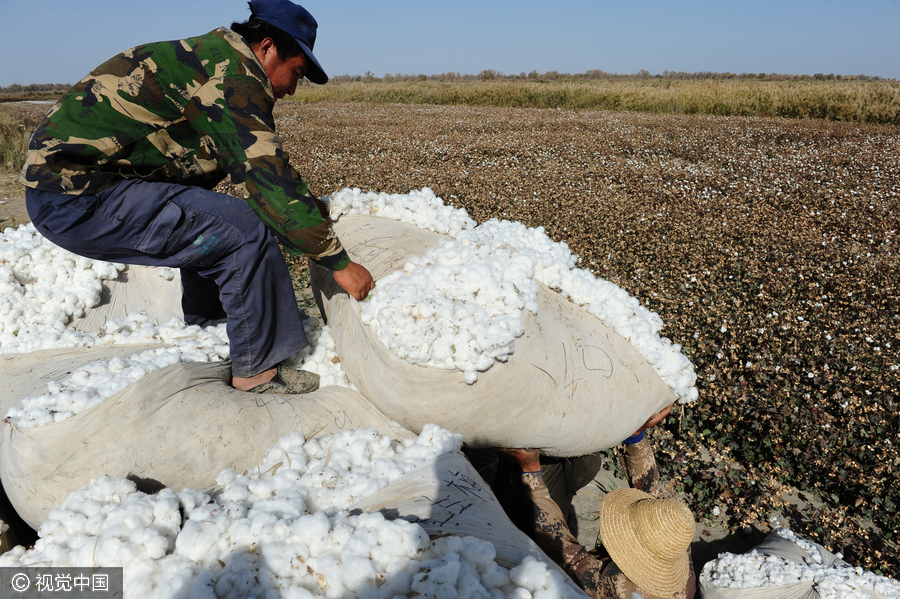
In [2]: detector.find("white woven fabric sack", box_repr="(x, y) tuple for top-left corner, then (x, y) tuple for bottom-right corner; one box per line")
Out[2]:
(0, 347), (413, 529)
(312, 214), (677, 457)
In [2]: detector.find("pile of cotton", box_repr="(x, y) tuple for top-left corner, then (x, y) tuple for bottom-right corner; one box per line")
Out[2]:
(0, 224), (122, 353)
(331, 187), (697, 402)
(3, 315), (229, 428)
(700, 528), (900, 598)
(1, 222), (353, 429)
(3, 311), (351, 430)
(283, 314), (353, 390)
(330, 186), (475, 238)
(0, 425), (583, 599)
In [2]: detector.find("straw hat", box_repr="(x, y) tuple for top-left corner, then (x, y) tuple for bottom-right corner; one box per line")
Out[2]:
(597, 488), (695, 597)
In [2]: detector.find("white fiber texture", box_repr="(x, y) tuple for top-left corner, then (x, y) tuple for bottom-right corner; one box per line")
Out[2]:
(0, 426), (583, 599)
(1, 223), (353, 429)
(331, 187), (697, 402)
(701, 528), (900, 598)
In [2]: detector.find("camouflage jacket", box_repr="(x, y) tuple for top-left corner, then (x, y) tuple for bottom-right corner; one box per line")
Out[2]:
(523, 437), (696, 599)
(20, 28), (348, 270)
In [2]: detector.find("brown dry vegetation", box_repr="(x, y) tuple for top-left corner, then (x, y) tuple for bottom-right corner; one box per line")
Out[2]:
(1, 100), (898, 576)
(291, 79), (900, 125)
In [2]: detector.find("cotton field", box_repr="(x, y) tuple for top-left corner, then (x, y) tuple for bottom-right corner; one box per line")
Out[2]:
(1, 98), (897, 576)
(271, 102), (900, 575)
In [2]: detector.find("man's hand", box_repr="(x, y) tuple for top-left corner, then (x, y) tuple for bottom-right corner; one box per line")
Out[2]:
(633, 403), (674, 436)
(496, 448), (542, 472)
(333, 261), (375, 300)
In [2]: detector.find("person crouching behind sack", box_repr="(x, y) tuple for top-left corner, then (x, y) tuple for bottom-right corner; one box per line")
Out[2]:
(498, 447), (697, 599)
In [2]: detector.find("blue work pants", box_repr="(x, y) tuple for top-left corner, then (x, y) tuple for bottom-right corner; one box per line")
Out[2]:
(26, 180), (308, 378)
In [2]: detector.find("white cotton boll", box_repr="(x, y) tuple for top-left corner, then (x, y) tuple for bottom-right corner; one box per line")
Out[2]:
(456, 560), (490, 599)
(285, 322), (354, 389)
(215, 468), (239, 488)
(460, 536), (497, 571)
(247, 476), (279, 500)
(184, 571), (218, 599)
(291, 512), (333, 556)
(371, 519), (428, 564)
(412, 557), (462, 599)
(176, 489), (208, 514)
(532, 570), (577, 599)
(479, 560), (511, 591)
(509, 556), (553, 592)
(134, 526), (173, 560)
(126, 560), (198, 599)
(382, 570), (414, 596)
(276, 431), (306, 454)
(218, 483), (250, 503)
(340, 553), (378, 592)
(310, 554), (349, 599)
(174, 518), (221, 563)
(214, 556), (267, 598)
(282, 584), (318, 599)
(430, 535), (464, 556)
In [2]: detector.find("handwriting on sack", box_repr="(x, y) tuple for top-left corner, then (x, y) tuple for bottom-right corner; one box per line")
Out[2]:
(403, 469), (488, 528)
(350, 234), (416, 274)
(562, 341), (614, 396)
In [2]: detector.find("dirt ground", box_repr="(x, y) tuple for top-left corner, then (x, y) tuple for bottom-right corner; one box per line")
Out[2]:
(0, 170), (29, 230)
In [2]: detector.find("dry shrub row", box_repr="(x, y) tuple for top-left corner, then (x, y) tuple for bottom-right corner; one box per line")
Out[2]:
(291, 79), (900, 125)
(0, 104), (47, 171)
(0, 112), (28, 170)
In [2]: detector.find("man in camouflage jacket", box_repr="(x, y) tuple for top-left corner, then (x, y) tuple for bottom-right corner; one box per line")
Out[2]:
(20, 0), (373, 392)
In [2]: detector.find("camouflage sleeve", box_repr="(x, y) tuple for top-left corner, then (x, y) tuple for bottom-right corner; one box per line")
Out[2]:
(189, 69), (349, 269)
(623, 435), (660, 497)
(522, 472), (620, 599)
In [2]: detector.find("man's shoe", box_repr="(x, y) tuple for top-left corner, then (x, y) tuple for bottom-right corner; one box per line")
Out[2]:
(247, 364), (320, 395)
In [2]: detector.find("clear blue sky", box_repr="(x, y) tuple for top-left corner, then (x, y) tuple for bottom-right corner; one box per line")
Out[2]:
(1, 0), (898, 86)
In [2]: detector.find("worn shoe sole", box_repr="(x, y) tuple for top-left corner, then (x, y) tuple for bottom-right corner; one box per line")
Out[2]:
(247, 364), (320, 395)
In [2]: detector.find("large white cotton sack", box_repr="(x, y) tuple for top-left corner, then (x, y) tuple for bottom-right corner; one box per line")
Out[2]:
(352, 451), (587, 597)
(312, 215), (676, 457)
(68, 264), (184, 334)
(699, 531), (894, 599)
(0, 347), (414, 529)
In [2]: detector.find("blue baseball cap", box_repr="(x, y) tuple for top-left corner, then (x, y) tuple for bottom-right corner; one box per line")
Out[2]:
(248, 0), (328, 84)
